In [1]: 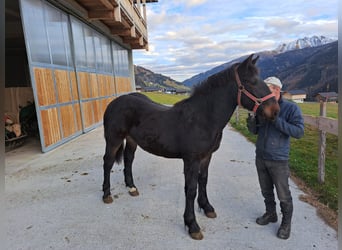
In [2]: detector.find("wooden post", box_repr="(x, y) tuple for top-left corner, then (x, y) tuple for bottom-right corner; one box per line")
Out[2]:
(235, 106), (239, 123)
(318, 100), (326, 183)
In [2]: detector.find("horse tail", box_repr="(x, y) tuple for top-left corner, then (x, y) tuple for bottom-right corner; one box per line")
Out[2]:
(103, 120), (125, 165)
(114, 142), (124, 165)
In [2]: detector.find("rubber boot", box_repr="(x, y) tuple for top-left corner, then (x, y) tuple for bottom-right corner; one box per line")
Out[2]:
(256, 211), (278, 225)
(277, 202), (293, 240)
(256, 201), (277, 225)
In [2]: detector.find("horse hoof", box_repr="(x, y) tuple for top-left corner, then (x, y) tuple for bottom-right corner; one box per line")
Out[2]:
(190, 231), (204, 240)
(103, 196), (113, 204)
(128, 187), (139, 196)
(205, 211), (217, 218)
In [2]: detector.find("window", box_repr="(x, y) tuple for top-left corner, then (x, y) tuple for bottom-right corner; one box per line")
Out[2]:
(71, 19), (87, 68)
(45, 4), (72, 66)
(21, 0), (50, 63)
(112, 43), (129, 76)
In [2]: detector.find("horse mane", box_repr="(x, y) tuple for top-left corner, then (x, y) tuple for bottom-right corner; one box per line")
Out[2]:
(174, 56), (260, 108)
(190, 63), (239, 97)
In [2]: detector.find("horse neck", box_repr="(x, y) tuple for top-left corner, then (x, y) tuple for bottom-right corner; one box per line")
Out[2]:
(191, 76), (238, 130)
(209, 83), (238, 129)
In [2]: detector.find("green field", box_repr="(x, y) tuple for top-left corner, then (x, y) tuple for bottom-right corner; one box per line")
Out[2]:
(297, 102), (338, 119)
(141, 92), (338, 212)
(141, 92), (187, 105)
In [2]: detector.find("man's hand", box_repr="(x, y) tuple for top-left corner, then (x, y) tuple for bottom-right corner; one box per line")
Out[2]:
(246, 113), (258, 134)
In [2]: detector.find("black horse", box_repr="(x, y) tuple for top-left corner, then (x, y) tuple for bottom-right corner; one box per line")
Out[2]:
(102, 54), (279, 240)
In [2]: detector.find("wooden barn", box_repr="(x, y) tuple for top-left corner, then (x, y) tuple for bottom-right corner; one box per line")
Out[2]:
(315, 92), (338, 103)
(5, 0), (157, 152)
(282, 89), (307, 103)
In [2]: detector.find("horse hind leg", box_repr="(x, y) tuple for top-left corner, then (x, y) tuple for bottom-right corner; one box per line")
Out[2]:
(123, 136), (139, 196)
(102, 141), (124, 204)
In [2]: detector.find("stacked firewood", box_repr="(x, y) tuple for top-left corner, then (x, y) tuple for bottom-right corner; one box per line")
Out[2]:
(5, 114), (22, 140)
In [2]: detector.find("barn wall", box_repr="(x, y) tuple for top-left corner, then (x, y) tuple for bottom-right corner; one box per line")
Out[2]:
(20, 0), (134, 152)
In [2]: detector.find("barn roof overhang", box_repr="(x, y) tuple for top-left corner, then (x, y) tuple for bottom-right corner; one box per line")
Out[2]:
(52, 0), (157, 50)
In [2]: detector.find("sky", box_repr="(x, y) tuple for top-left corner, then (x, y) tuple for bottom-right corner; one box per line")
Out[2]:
(132, 0), (338, 82)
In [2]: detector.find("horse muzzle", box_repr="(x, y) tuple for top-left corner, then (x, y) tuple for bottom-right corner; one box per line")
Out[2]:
(261, 100), (280, 121)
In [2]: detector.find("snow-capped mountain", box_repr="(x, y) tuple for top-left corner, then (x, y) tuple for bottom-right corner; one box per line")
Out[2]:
(182, 40), (337, 94)
(275, 35), (336, 53)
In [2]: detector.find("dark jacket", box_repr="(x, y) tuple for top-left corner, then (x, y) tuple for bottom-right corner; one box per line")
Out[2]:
(247, 97), (304, 161)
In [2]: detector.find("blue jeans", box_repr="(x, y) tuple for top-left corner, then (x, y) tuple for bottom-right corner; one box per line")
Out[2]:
(255, 157), (293, 213)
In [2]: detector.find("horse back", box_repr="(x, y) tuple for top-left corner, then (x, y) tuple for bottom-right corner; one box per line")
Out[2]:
(103, 93), (169, 135)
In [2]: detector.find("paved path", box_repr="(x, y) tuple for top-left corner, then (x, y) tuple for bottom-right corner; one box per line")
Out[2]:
(5, 125), (337, 250)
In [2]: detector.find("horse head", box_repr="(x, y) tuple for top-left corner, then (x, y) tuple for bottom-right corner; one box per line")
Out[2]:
(234, 54), (280, 121)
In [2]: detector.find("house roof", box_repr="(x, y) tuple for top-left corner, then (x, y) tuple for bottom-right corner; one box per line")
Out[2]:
(142, 86), (161, 91)
(315, 92), (338, 98)
(283, 89), (307, 95)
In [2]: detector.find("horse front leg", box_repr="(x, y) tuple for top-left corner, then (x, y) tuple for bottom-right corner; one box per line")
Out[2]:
(197, 154), (217, 218)
(124, 136), (139, 196)
(183, 158), (203, 240)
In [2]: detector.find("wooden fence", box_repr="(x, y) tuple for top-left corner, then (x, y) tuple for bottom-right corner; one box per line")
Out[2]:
(303, 101), (338, 184)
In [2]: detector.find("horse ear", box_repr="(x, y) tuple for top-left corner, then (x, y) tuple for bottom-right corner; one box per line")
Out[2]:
(240, 54), (254, 69)
(252, 55), (259, 65)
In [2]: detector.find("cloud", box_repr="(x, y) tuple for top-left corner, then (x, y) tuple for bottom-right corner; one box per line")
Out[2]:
(185, 0), (208, 7)
(134, 0), (338, 82)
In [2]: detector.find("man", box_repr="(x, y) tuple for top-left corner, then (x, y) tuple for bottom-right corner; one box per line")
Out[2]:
(247, 76), (304, 239)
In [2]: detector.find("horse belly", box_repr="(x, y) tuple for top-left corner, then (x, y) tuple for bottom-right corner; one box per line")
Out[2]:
(142, 145), (181, 158)
(130, 128), (181, 158)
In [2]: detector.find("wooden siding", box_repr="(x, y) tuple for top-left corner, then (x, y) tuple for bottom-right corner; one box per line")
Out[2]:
(101, 98), (110, 115)
(115, 76), (132, 93)
(78, 72), (91, 99)
(97, 75), (106, 97)
(74, 103), (82, 131)
(81, 101), (94, 128)
(32, 68), (131, 148)
(33, 67), (84, 148)
(34, 68), (56, 106)
(108, 75), (116, 95)
(70, 71), (79, 100)
(60, 105), (76, 138)
(55, 69), (72, 103)
(92, 99), (102, 123)
(98, 75), (116, 97)
(89, 73), (99, 98)
(40, 108), (61, 147)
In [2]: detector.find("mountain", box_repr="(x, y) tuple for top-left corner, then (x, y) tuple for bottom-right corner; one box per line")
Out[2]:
(134, 65), (190, 91)
(257, 41), (338, 95)
(182, 58), (242, 88)
(182, 38), (337, 98)
(274, 35), (336, 53)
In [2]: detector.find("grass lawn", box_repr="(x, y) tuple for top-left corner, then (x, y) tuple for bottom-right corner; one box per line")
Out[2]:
(140, 92), (187, 105)
(297, 102), (338, 119)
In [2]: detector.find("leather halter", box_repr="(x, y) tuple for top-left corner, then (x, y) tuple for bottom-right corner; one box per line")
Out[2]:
(234, 67), (275, 113)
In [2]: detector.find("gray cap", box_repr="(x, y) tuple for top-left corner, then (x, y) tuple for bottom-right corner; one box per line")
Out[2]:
(264, 76), (282, 89)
